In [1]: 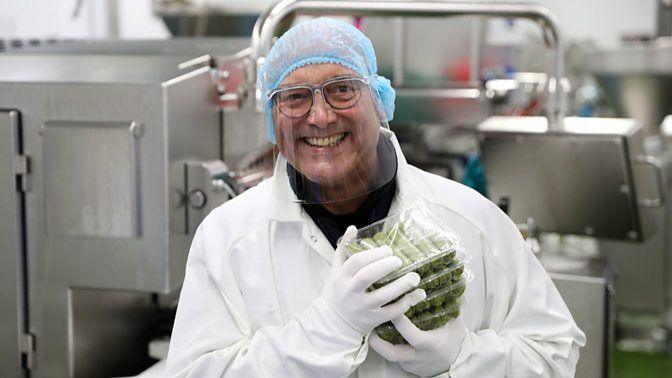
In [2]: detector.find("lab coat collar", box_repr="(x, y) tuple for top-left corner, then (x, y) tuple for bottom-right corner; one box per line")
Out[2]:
(267, 151), (303, 222)
(266, 154), (332, 261)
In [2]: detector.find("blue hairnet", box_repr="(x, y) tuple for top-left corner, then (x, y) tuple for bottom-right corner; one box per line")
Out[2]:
(258, 17), (396, 144)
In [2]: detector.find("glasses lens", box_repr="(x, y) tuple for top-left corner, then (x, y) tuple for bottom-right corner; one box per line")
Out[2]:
(324, 79), (363, 109)
(275, 87), (312, 117)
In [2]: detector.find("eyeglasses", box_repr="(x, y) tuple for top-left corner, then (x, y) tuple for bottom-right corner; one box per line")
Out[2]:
(269, 76), (369, 118)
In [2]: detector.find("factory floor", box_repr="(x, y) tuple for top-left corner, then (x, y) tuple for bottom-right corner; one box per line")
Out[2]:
(614, 349), (672, 378)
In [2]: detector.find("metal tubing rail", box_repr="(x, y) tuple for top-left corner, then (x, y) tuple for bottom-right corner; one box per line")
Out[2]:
(251, 0), (565, 127)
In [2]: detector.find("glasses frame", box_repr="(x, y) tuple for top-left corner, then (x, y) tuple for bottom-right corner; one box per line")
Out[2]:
(269, 76), (370, 119)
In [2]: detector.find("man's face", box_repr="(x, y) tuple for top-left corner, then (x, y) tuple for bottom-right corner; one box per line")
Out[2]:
(272, 63), (381, 190)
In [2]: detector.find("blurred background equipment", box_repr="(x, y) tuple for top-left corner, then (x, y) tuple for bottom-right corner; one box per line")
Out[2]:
(581, 37), (672, 359)
(2, 0), (672, 377)
(0, 39), (269, 377)
(585, 39), (672, 137)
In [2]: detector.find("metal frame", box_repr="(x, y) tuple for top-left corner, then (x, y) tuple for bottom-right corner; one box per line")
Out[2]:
(0, 109), (30, 376)
(249, 0), (565, 127)
(0, 53), (223, 377)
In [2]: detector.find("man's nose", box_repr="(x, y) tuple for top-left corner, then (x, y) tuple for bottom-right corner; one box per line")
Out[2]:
(308, 90), (336, 128)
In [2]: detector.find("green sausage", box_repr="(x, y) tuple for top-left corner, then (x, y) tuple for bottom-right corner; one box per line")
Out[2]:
(414, 236), (439, 257)
(347, 242), (365, 254)
(393, 229), (424, 262)
(375, 230), (413, 267)
(384, 225), (417, 266)
(428, 233), (454, 252)
(373, 231), (390, 246)
(360, 237), (379, 249)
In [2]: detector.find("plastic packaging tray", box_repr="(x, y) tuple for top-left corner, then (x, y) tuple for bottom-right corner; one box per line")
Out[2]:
(341, 202), (474, 345)
(374, 266), (472, 345)
(376, 298), (465, 345)
(412, 259), (465, 295)
(405, 271), (472, 318)
(344, 202), (471, 286)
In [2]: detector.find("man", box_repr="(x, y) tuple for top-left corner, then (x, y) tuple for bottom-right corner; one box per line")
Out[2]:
(166, 18), (585, 377)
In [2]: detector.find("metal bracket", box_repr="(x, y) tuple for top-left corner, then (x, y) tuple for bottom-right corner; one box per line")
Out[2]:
(184, 160), (237, 233)
(636, 155), (666, 208)
(20, 333), (35, 371)
(14, 154), (30, 192)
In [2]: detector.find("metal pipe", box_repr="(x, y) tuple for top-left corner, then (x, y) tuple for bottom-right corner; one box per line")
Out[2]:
(107, 0), (120, 39)
(659, 0), (672, 37)
(469, 17), (483, 84)
(392, 18), (407, 86)
(252, 0), (565, 127)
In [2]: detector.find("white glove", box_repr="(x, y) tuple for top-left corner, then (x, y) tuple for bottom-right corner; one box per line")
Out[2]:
(321, 226), (428, 336)
(369, 313), (468, 377)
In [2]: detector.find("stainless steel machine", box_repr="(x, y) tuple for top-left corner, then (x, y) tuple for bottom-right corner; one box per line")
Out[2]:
(479, 116), (661, 242)
(478, 115), (666, 378)
(585, 39), (672, 136)
(0, 44), (267, 376)
(580, 39), (672, 352)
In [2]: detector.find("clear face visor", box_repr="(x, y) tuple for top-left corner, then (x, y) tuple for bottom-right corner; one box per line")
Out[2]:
(269, 73), (397, 205)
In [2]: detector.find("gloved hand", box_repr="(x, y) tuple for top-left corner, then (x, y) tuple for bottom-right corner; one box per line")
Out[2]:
(369, 313), (468, 377)
(321, 225), (427, 336)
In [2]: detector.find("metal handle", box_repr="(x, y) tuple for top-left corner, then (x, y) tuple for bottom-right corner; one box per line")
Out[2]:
(250, 0), (565, 125)
(636, 155), (666, 208)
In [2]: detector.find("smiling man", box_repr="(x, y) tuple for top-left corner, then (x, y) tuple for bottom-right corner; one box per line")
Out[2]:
(272, 63), (387, 212)
(166, 18), (585, 377)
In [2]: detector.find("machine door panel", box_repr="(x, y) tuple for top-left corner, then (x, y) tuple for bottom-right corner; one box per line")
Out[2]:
(0, 110), (29, 377)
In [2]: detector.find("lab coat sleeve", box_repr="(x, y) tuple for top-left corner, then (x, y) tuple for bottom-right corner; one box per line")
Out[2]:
(449, 202), (586, 378)
(165, 225), (368, 377)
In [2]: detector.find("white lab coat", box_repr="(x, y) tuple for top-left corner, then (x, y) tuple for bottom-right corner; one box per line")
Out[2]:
(166, 129), (586, 377)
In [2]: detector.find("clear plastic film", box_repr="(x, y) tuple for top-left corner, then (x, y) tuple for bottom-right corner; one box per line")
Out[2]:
(269, 81), (397, 204)
(258, 17), (398, 205)
(342, 202), (473, 344)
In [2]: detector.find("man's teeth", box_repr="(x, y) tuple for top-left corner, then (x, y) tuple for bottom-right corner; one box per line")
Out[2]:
(305, 133), (345, 147)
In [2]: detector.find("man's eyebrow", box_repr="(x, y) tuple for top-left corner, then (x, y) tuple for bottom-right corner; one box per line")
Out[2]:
(329, 74), (356, 80)
(278, 74), (358, 88)
(276, 82), (307, 89)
